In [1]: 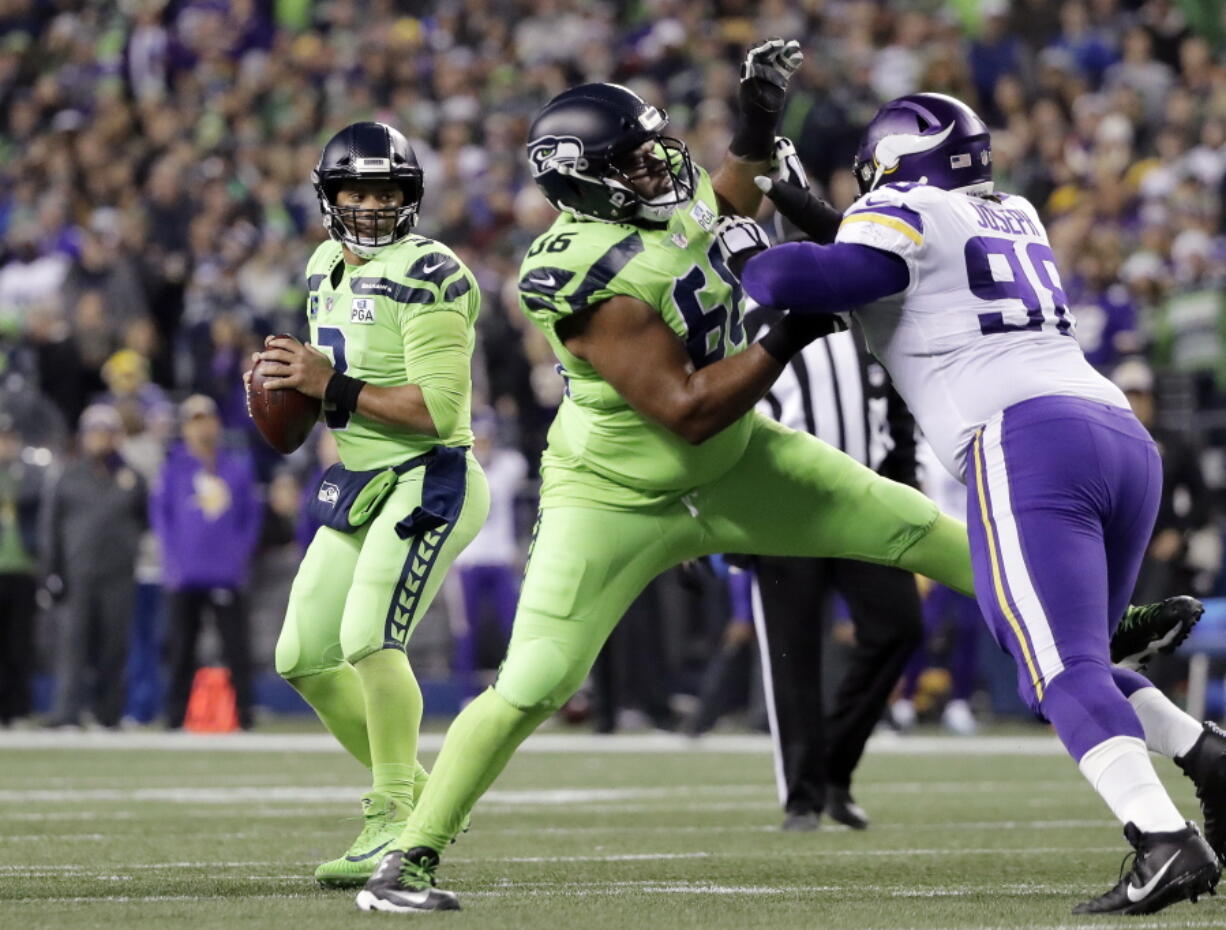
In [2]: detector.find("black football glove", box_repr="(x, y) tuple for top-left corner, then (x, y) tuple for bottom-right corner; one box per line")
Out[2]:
(757, 310), (849, 364)
(740, 38), (803, 105)
(732, 38), (803, 161)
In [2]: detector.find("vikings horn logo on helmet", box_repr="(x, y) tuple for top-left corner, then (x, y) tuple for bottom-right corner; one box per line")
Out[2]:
(874, 122), (955, 175)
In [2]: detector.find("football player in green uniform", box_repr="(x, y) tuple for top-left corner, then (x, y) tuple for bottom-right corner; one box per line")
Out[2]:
(355, 39), (955, 914)
(356, 42), (1201, 913)
(254, 121), (489, 887)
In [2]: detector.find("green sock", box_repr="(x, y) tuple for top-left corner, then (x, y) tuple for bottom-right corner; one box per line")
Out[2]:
(396, 688), (552, 853)
(354, 649), (423, 811)
(412, 761), (430, 803)
(288, 664), (371, 768)
(898, 512), (976, 598)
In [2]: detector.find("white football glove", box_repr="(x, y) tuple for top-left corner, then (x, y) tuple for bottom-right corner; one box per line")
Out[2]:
(714, 215), (770, 275)
(772, 137), (810, 192)
(740, 38), (803, 90)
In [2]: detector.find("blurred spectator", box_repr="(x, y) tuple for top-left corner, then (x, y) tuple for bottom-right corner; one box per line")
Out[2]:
(0, 0), (1219, 720)
(0, 413), (47, 725)
(449, 414), (527, 695)
(1114, 358), (1220, 600)
(151, 394), (261, 730)
(44, 404), (146, 728)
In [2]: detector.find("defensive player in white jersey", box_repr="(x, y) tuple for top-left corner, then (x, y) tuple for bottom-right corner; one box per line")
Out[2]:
(740, 92), (1226, 916)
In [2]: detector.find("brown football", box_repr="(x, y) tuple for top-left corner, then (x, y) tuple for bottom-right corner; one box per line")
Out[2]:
(246, 345), (321, 454)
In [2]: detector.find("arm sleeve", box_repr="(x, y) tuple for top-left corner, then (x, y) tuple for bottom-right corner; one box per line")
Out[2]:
(741, 241), (910, 314)
(400, 306), (473, 440)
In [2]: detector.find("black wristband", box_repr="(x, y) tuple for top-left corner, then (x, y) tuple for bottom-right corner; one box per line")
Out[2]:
(325, 372), (366, 414)
(758, 314), (841, 364)
(730, 82), (785, 162)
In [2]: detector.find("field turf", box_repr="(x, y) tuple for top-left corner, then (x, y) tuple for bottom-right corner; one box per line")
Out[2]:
(1, 727), (1222, 930)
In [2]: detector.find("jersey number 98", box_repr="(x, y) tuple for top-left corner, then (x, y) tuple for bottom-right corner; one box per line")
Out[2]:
(966, 236), (1073, 337)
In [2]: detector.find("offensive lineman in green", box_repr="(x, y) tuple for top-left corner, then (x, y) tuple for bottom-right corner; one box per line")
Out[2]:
(357, 40), (963, 914)
(356, 43), (1198, 913)
(254, 122), (488, 887)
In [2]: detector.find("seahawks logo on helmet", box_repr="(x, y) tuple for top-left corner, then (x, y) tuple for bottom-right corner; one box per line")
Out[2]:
(529, 135), (588, 178)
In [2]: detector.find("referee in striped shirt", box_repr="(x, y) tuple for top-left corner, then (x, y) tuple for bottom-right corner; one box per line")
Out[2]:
(743, 313), (925, 831)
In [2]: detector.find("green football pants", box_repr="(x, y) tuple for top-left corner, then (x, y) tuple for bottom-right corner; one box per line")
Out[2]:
(275, 452), (490, 678)
(496, 414), (959, 711)
(394, 415), (973, 853)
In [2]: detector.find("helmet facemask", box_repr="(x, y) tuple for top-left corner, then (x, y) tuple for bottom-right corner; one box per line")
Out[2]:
(315, 175), (422, 260)
(609, 137), (697, 223)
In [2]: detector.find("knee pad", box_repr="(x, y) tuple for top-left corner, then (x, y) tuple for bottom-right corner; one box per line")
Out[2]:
(494, 638), (578, 712)
(273, 623), (303, 680)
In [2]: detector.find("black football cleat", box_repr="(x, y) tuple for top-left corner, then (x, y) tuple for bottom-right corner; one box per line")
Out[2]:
(1177, 721), (1226, 862)
(1072, 821), (1219, 915)
(1112, 596), (1203, 671)
(355, 847), (460, 913)
(825, 786), (869, 830)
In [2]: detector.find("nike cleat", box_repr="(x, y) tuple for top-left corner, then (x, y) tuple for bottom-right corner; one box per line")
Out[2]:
(315, 792), (408, 888)
(1072, 821), (1219, 915)
(356, 847), (460, 912)
(1177, 721), (1226, 862)
(1112, 596), (1204, 671)
(825, 786), (869, 830)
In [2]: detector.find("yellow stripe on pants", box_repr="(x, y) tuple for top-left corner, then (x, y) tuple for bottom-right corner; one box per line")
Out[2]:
(972, 428), (1045, 701)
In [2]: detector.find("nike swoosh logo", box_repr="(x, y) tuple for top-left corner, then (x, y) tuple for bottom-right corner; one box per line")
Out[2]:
(528, 273), (557, 288)
(1127, 851), (1180, 902)
(345, 839), (392, 862)
(420, 259), (446, 276)
(388, 888), (433, 907)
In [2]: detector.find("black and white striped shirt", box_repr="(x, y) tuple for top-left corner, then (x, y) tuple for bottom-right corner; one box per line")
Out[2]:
(748, 308), (919, 486)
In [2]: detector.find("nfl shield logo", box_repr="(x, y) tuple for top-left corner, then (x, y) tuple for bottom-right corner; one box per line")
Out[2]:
(324, 296), (336, 316)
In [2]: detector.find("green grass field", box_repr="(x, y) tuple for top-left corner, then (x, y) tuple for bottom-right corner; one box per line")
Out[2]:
(1, 727), (1222, 930)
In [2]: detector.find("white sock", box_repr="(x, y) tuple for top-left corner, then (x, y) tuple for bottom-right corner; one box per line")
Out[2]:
(1127, 687), (1204, 760)
(1078, 735), (1186, 833)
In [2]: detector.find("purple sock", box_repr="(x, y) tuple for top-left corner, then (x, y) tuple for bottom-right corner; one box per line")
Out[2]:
(1042, 659), (1145, 762)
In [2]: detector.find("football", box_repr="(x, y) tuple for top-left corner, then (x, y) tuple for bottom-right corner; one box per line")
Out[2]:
(246, 342), (321, 454)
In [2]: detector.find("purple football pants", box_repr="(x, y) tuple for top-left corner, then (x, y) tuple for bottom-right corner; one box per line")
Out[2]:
(965, 395), (1161, 761)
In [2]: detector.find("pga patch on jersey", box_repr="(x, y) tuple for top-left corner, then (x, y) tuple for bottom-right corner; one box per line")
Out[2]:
(689, 200), (717, 232)
(350, 298), (376, 324)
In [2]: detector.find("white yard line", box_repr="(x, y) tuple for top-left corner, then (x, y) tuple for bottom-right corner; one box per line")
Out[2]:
(0, 729), (1066, 756)
(0, 846), (1129, 873)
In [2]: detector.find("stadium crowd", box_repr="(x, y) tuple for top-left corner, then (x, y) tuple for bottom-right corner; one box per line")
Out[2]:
(0, 0), (1223, 728)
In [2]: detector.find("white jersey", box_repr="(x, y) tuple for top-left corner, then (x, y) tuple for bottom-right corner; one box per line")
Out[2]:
(836, 181), (1128, 480)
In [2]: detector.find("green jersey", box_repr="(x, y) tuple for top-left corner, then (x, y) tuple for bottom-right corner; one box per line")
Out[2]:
(304, 237), (479, 471)
(518, 166), (752, 508)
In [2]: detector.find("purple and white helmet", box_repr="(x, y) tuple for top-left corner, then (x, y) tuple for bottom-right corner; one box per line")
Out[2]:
(853, 93), (992, 196)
